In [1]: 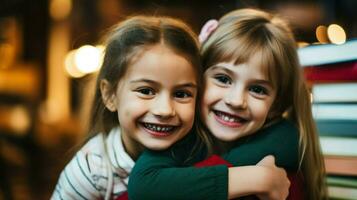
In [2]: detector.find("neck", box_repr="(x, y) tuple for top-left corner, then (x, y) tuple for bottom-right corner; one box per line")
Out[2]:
(120, 130), (145, 161)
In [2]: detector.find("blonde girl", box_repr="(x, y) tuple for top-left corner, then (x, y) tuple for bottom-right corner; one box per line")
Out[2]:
(128, 8), (327, 200)
(200, 8), (327, 200)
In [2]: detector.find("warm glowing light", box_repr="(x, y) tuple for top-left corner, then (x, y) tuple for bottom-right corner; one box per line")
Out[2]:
(327, 24), (346, 45)
(9, 106), (30, 134)
(65, 50), (86, 78)
(96, 45), (105, 53)
(74, 45), (103, 74)
(297, 42), (309, 48)
(315, 25), (328, 44)
(50, 0), (72, 20)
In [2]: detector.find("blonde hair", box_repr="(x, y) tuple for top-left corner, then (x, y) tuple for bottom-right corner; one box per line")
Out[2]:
(201, 8), (327, 200)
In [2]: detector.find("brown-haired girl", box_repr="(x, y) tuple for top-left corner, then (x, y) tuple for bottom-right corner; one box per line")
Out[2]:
(52, 15), (204, 200)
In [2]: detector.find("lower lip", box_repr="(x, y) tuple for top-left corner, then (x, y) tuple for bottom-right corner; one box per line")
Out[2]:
(213, 112), (243, 128)
(141, 125), (174, 137)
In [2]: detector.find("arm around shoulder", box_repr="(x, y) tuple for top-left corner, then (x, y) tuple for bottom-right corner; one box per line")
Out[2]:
(223, 119), (300, 171)
(128, 150), (229, 200)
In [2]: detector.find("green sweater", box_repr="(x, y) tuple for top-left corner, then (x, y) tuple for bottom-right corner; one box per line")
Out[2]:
(128, 119), (299, 200)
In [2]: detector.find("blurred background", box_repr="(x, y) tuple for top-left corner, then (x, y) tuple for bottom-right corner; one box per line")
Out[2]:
(0, 0), (356, 199)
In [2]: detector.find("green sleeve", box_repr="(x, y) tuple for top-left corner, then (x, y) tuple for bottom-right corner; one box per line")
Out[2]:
(128, 139), (228, 200)
(222, 119), (299, 171)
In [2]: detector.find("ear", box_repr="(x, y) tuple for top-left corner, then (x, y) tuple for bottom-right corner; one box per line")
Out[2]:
(100, 79), (117, 112)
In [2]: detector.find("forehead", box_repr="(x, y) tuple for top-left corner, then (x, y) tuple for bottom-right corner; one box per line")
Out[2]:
(124, 44), (197, 83)
(213, 51), (270, 75)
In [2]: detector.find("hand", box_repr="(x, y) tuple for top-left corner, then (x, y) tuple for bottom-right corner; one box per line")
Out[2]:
(256, 155), (290, 200)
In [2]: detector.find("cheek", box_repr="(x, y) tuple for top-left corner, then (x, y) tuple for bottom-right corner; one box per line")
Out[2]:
(177, 102), (196, 122)
(202, 83), (225, 108)
(252, 100), (273, 120)
(202, 82), (215, 104)
(118, 96), (147, 119)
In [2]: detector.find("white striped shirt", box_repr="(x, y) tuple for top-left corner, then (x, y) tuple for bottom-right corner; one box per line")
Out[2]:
(51, 127), (134, 200)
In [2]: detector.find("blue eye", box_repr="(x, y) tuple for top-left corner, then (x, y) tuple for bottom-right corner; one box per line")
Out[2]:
(174, 90), (192, 99)
(249, 85), (268, 95)
(214, 74), (232, 85)
(137, 88), (155, 96)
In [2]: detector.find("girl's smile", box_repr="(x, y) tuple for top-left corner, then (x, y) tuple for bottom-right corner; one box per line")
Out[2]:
(212, 110), (247, 128)
(140, 122), (179, 137)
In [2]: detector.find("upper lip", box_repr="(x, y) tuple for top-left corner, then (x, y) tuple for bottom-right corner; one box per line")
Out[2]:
(140, 122), (179, 127)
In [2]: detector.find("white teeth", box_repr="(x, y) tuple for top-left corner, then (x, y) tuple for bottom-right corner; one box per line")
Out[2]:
(216, 111), (242, 123)
(143, 123), (174, 132)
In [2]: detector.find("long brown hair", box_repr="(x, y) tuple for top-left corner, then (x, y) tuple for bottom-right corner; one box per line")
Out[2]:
(201, 8), (327, 200)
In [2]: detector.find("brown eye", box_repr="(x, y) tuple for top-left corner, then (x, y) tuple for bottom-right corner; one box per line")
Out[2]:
(137, 87), (155, 96)
(174, 90), (192, 99)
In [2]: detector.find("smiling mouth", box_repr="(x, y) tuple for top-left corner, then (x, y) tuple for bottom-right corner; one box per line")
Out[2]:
(141, 122), (178, 136)
(213, 110), (247, 126)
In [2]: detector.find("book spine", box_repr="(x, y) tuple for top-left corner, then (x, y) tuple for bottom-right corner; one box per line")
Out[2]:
(328, 186), (357, 199)
(304, 61), (357, 82)
(312, 82), (357, 102)
(320, 137), (357, 156)
(298, 40), (357, 66)
(312, 104), (357, 120)
(316, 119), (357, 137)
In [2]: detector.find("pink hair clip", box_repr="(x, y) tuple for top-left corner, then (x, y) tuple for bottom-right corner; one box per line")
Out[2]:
(199, 19), (219, 43)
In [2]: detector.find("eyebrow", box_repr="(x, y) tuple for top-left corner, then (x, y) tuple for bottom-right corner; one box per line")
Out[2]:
(130, 79), (157, 84)
(130, 79), (197, 88)
(251, 79), (273, 87)
(208, 65), (234, 76)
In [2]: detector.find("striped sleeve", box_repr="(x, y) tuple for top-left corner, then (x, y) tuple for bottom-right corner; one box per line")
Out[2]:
(51, 150), (102, 200)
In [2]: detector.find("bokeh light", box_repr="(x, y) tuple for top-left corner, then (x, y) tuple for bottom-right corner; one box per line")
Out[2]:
(327, 24), (346, 45)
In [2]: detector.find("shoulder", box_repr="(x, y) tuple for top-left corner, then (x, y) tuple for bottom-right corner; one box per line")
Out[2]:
(265, 119), (298, 135)
(260, 119), (300, 170)
(256, 119), (299, 143)
(52, 133), (110, 199)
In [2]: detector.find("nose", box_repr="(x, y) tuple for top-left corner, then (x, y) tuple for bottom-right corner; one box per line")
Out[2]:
(224, 86), (247, 109)
(152, 93), (176, 118)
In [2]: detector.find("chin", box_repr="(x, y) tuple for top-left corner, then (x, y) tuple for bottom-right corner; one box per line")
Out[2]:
(143, 142), (172, 151)
(211, 127), (250, 142)
(210, 131), (234, 142)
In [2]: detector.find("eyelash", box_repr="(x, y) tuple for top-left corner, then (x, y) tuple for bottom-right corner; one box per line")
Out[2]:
(135, 88), (193, 99)
(174, 90), (192, 99)
(136, 87), (155, 96)
(249, 85), (268, 96)
(213, 74), (232, 85)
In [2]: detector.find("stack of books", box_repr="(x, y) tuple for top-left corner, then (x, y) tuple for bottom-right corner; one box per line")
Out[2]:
(298, 40), (357, 199)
